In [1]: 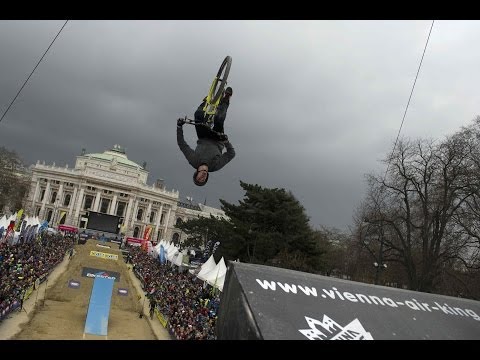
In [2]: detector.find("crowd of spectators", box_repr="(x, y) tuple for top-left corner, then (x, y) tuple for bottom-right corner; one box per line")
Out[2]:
(0, 232), (74, 321)
(128, 245), (221, 340)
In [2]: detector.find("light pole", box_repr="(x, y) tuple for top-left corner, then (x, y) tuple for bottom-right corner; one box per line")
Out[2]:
(362, 218), (387, 285)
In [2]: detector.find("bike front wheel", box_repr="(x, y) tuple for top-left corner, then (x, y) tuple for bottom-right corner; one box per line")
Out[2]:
(209, 56), (232, 104)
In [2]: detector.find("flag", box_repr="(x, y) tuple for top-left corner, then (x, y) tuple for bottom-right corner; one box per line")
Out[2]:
(159, 245), (166, 264)
(14, 209), (24, 231)
(143, 225), (152, 240)
(59, 211), (67, 224)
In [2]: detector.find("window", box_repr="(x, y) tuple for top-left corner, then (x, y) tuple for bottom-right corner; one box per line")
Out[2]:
(116, 201), (126, 217)
(100, 198), (110, 213)
(137, 208), (143, 221)
(150, 211), (155, 223)
(157, 229), (163, 241)
(35, 207), (41, 216)
(39, 189), (45, 201)
(84, 195), (94, 210)
(63, 194), (71, 206)
(133, 226), (140, 238)
(172, 232), (180, 243)
(176, 217), (183, 226)
(46, 209), (53, 222)
(50, 191), (57, 204)
(160, 213), (165, 224)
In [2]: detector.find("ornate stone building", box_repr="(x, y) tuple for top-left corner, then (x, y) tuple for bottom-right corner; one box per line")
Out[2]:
(25, 145), (227, 242)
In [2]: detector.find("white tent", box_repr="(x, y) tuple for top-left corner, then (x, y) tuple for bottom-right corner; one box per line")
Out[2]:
(167, 245), (179, 262)
(152, 243), (161, 257)
(196, 255), (217, 280)
(202, 257), (227, 291)
(173, 251), (185, 266)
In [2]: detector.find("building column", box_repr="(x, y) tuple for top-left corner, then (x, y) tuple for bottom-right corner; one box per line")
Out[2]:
(154, 203), (164, 242)
(123, 196), (135, 235)
(66, 186), (78, 225)
(93, 190), (101, 212)
(57, 183), (64, 205)
(73, 187), (85, 226)
(32, 180), (40, 208)
(130, 199), (139, 232)
(145, 201), (152, 224)
(164, 206), (172, 239)
(109, 194), (118, 215)
(40, 180), (51, 219)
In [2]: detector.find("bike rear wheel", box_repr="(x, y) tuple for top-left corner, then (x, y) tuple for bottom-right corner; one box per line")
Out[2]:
(209, 56), (232, 104)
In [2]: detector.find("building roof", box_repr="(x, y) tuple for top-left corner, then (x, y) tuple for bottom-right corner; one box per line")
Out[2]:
(84, 145), (143, 169)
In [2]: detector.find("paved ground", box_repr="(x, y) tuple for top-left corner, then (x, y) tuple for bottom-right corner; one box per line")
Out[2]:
(0, 239), (171, 340)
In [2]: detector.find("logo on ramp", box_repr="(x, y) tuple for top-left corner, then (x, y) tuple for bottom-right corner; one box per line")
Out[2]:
(118, 288), (128, 296)
(82, 267), (120, 282)
(299, 315), (373, 340)
(68, 280), (81, 289)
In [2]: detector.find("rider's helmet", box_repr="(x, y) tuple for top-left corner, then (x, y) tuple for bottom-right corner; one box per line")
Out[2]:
(193, 170), (209, 186)
(224, 87), (233, 97)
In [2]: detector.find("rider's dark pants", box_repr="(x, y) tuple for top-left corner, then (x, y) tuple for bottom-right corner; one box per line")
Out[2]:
(194, 99), (229, 139)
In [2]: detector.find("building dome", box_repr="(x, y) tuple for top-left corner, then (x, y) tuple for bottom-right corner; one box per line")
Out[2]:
(84, 144), (143, 169)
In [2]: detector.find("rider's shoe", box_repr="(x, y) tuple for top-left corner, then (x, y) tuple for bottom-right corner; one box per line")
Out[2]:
(220, 87), (232, 105)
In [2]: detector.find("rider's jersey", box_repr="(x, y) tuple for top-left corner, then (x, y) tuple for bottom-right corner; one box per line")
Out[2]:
(177, 127), (235, 171)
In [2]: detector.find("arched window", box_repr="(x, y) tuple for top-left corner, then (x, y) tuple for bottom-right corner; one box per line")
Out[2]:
(63, 194), (71, 206)
(46, 210), (53, 222)
(50, 191), (57, 204)
(133, 226), (140, 238)
(176, 217), (183, 226)
(172, 232), (180, 243)
(137, 208), (143, 221)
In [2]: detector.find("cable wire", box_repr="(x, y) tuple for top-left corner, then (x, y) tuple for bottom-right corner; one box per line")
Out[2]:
(382, 20), (435, 182)
(0, 20), (69, 124)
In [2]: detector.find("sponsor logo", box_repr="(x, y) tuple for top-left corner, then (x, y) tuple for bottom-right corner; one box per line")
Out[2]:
(89, 250), (118, 261)
(96, 244), (111, 249)
(81, 267), (120, 282)
(299, 315), (373, 340)
(86, 271), (117, 281)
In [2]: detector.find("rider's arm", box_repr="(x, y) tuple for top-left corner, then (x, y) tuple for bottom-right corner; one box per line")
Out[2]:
(215, 141), (235, 170)
(177, 126), (195, 160)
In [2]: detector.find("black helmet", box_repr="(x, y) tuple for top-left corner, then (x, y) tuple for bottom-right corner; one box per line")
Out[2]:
(193, 170), (209, 186)
(225, 87), (233, 96)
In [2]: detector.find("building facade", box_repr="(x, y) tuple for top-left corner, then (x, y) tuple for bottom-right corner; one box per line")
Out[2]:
(25, 145), (227, 242)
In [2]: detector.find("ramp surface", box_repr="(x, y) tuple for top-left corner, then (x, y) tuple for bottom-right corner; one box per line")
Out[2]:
(84, 276), (115, 336)
(216, 262), (480, 340)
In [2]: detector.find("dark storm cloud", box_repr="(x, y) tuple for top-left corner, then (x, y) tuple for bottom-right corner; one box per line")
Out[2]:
(1, 20), (480, 231)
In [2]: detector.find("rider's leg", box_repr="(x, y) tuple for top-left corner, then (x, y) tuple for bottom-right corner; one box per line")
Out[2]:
(212, 98), (230, 134)
(194, 97), (207, 124)
(194, 98), (211, 139)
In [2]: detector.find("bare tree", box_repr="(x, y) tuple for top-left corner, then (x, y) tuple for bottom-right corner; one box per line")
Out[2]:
(0, 146), (30, 213)
(356, 128), (478, 293)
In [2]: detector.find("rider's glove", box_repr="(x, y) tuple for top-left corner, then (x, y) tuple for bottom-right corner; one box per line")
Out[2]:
(177, 118), (185, 128)
(218, 134), (228, 142)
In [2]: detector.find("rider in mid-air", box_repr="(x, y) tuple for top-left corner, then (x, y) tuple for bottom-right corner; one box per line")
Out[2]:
(177, 87), (235, 186)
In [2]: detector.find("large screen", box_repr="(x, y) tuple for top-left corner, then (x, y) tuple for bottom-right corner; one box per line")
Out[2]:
(87, 212), (120, 234)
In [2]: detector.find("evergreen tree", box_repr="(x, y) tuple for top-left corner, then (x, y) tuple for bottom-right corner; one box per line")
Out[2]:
(177, 181), (322, 273)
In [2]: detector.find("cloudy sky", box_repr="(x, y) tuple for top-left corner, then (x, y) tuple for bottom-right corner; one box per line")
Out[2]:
(1, 20), (479, 231)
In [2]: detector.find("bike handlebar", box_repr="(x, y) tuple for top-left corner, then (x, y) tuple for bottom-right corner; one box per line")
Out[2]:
(180, 116), (227, 137)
